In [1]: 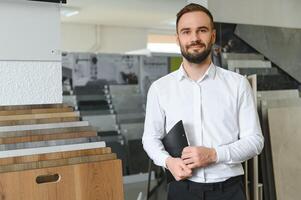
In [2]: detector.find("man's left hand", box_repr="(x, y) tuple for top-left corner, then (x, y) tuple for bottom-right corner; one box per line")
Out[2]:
(181, 146), (217, 169)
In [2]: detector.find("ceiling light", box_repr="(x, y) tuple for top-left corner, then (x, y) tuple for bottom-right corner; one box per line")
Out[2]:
(60, 7), (79, 17)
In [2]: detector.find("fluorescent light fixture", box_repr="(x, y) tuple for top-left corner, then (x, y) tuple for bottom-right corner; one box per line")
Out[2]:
(147, 43), (181, 54)
(187, 0), (208, 7)
(60, 7), (79, 17)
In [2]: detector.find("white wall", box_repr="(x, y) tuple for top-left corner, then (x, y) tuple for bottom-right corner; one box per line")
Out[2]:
(0, 0), (61, 61)
(0, 61), (62, 106)
(209, 0), (301, 29)
(61, 23), (148, 53)
(61, 23), (97, 52)
(0, 0), (62, 106)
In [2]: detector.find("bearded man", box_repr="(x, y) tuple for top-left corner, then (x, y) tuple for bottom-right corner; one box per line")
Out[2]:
(142, 3), (264, 200)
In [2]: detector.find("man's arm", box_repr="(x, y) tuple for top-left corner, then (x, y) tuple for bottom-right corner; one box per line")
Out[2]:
(142, 83), (170, 167)
(142, 83), (192, 180)
(215, 77), (264, 164)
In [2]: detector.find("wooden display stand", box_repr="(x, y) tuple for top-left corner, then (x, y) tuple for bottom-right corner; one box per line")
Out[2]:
(0, 160), (124, 200)
(0, 104), (124, 200)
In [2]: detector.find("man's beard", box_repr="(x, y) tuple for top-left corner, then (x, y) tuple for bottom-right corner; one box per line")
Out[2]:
(180, 41), (213, 64)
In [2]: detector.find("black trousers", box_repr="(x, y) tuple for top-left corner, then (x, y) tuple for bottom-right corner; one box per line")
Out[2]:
(167, 176), (246, 200)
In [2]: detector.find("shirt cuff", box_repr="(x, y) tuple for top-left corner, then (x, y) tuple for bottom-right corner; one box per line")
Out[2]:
(215, 146), (230, 164)
(158, 153), (170, 169)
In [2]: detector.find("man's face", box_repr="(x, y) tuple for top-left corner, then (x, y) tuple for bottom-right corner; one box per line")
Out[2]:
(176, 11), (216, 64)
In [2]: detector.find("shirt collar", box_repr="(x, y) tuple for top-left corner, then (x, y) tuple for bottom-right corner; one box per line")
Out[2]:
(177, 62), (217, 82)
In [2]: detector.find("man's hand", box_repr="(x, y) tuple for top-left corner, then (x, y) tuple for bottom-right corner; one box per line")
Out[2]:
(165, 157), (192, 181)
(181, 146), (217, 169)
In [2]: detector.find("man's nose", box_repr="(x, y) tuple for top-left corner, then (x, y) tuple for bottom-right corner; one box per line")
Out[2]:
(191, 32), (200, 42)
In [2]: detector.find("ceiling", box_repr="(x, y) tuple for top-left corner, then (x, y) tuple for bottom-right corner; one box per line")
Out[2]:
(61, 0), (188, 31)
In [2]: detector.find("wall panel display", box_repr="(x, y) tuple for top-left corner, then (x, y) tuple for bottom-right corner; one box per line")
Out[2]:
(72, 53), (139, 86)
(97, 54), (140, 85)
(140, 56), (169, 95)
(72, 53), (97, 86)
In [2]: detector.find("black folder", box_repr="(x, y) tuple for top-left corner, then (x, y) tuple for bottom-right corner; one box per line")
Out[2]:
(162, 120), (189, 183)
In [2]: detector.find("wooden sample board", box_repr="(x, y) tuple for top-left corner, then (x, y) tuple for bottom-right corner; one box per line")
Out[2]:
(0, 147), (112, 165)
(0, 159), (123, 200)
(0, 131), (97, 144)
(0, 107), (73, 116)
(0, 126), (95, 138)
(0, 117), (79, 126)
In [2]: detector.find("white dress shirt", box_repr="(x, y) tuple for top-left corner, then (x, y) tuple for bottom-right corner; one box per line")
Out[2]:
(142, 63), (264, 183)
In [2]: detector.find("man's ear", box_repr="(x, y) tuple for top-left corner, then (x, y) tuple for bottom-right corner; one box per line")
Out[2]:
(212, 29), (216, 43)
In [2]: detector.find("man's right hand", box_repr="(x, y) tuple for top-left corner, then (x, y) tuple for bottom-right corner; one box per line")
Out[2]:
(165, 157), (192, 181)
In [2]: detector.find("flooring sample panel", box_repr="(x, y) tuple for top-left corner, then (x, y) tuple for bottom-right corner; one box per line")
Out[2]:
(0, 153), (116, 173)
(0, 131), (97, 145)
(257, 89), (299, 100)
(0, 121), (89, 132)
(268, 107), (301, 200)
(0, 147), (111, 165)
(256, 74), (299, 91)
(128, 139), (149, 174)
(228, 60), (271, 71)
(115, 107), (145, 115)
(0, 117), (79, 126)
(80, 109), (114, 116)
(112, 95), (145, 110)
(0, 136), (102, 150)
(76, 94), (110, 101)
(120, 123), (144, 140)
(82, 114), (117, 132)
(116, 112), (145, 124)
(0, 159), (124, 200)
(0, 126), (94, 138)
(78, 100), (111, 111)
(221, 53), (264, 67)
(236, 67), (279, 76)
(260, 98), (301, 200)
(0, 107), (73, 116)
(0, 104), (67, 111)
(74, 86), (106, 95)
(0, 141), (106, 158)
(108, 84), (140, 96)
(0, 112), (79, 121)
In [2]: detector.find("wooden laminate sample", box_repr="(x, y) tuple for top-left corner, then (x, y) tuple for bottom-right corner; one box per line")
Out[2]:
(0, 107), (73, 116)
(0, 159), (124, 200)
(0, 147), (111, 165)
(0, 141), (106, 158)
(0, 126), (95, 138)
(0, 153), (117, 173)
(0, 117), (79, 126)
(0, 104), (68, 111)
(0, 131), (97, 144)
(0, 112), (80, 121)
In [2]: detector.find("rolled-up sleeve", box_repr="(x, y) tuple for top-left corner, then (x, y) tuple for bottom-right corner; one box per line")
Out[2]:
(142, 83), (170, 168)
(215, 77), (264, 164)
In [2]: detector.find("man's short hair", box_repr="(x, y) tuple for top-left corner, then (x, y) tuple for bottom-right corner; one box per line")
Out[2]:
(176, 3), (215, 32)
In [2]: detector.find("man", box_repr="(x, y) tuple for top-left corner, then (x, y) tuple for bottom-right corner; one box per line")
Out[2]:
(142, 3), (264, 200)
